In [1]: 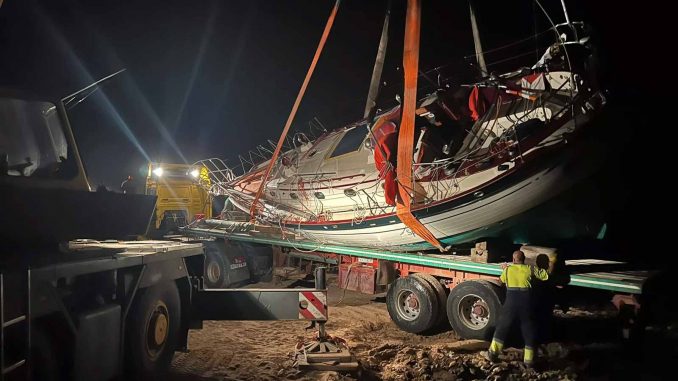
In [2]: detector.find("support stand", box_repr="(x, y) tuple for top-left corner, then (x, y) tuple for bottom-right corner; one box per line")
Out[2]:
(294, 267), (359, 371)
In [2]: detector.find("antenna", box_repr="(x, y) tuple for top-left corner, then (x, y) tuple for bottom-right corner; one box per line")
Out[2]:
(61, 68), (127, 108)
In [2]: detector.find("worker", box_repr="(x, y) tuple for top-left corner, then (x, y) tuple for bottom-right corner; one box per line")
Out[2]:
(485, 250), (549, 368)
(120, 175), (134, 194)
(534, 253), (555, 343)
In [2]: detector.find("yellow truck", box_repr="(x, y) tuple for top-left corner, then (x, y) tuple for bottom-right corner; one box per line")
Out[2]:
(145, 162), (212, 236)
(145, 162), (270, 288)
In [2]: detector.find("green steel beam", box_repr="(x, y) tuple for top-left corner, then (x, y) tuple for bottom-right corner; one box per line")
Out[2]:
(188, 228), (503, 275)
(185, 228), (644, 294)
(567, 275), (642, 294)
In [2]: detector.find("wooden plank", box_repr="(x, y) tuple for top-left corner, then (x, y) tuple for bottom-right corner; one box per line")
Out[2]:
(297, 361), (360, 371)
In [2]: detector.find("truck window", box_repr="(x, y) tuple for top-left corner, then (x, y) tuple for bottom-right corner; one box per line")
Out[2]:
(0, 98), (69, 178)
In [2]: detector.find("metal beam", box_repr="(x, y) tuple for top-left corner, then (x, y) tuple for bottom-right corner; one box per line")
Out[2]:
(184, 226), (649, 294)
(194, 288), (328, 321)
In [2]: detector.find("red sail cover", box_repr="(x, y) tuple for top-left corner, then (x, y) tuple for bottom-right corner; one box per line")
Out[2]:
(373, 121), (398, 206)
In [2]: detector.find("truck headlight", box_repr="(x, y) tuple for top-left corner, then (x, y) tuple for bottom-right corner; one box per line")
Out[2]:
(153, 167), (164, 177)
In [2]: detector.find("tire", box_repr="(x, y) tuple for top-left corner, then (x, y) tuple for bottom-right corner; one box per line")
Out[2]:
(126, 281), (181, 376)
(412, 273), (449, 326)
(447, 280), (503, 340)
(386, 276), (439, 334)
(203, 243), (228, 288)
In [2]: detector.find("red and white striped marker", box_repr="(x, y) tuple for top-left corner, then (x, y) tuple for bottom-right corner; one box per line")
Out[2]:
(298, 291), (327, 320)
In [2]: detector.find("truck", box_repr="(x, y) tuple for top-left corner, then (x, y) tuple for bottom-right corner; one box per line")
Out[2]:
(144, 162), (275, 289)
(144, 162), (213, 236)
(0, 87), (334, 380)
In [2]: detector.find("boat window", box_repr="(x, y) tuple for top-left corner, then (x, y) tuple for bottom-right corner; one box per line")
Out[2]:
(329, 126), (368, 158)
(0, 98), (71, 178)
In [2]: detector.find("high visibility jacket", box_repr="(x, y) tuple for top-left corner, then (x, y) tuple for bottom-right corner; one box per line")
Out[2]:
(500, 264), (548, 289)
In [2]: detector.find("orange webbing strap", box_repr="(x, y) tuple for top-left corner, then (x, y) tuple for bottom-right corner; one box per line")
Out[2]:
(249, 0), (342, 221)
(395, 0), (446, 252)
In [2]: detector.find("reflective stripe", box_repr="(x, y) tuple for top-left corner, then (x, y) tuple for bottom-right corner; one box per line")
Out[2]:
(524, 346), (534, 363)
(506, 287), (530, 291)
(489, 339), (504, 354)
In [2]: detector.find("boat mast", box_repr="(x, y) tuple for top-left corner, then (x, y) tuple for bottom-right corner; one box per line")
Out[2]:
(559, 0), (578, 40)
(469, 1), (487, 75)
(364, 0), (391, 120)
(560, 0), (571, 24)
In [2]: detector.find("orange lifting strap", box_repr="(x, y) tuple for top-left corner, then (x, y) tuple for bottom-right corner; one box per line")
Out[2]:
(249, 0), (342, 221)
(396, 0), (447, 252)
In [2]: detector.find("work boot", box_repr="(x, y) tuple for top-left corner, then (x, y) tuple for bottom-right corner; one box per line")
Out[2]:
(481, 350), (500, 363)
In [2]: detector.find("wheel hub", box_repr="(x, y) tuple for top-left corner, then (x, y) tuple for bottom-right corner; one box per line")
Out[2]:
(472, 303), (488, 319)
(407, 295), (419, 309)
(145, 301), (170, 360)
(207, 261), (221, 284)
(470, 301), (490, 324)
(396, 290), (421, 321)
(153, 313), (168, 346)
(457, 294), (490, 330)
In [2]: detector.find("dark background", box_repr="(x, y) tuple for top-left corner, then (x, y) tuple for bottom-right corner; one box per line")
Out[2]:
(0, 0), (668, 256)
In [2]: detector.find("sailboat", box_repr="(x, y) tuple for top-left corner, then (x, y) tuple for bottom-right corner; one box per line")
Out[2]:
(195, 0), (607, 252)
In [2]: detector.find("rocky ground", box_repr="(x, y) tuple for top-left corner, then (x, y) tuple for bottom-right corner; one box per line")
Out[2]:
(169, 272), (674, 381)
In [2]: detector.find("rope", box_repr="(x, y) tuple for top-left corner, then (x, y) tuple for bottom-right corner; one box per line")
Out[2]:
(464, 28), (553, 60)
(249, 0), (342, 221)
(334, 262), (360, 306)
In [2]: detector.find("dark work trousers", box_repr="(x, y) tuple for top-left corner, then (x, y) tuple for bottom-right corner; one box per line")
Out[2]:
(534, 283), (555, 343)
(493, 289), (537, 351)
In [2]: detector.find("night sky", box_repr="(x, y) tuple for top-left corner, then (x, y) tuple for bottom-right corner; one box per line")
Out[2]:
(0, 0), (667, 254)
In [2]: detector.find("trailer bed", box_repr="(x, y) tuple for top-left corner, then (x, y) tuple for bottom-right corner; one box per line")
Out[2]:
(182, 227), (650, 294)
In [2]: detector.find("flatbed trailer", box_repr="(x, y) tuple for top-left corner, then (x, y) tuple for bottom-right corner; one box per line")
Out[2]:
(183, 224), (651, 340)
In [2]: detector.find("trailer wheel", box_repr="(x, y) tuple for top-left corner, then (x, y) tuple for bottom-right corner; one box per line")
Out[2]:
(127, 281), (181, 375)
(204, 243), (228, 288)
(386, 276), (439, 333)
(412, 273), (449, 326)
(447, 280), (502, 340)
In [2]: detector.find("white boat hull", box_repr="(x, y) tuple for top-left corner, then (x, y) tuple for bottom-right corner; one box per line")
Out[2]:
(288, 142), (600, 250)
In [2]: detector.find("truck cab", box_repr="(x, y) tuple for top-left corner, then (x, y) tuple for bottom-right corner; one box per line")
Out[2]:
(144, 162), (274, 288)
(145, 162), (212, 236)
(0, 90), (156, 245)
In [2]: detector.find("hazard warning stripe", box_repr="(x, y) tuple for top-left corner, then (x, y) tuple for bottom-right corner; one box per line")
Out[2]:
(299, 291), (327, 320)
